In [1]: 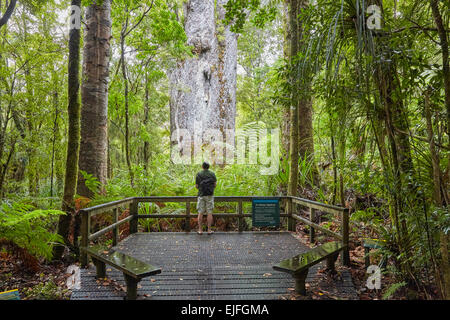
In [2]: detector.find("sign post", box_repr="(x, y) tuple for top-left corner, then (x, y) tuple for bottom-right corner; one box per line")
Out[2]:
(252, 198), (280, 227)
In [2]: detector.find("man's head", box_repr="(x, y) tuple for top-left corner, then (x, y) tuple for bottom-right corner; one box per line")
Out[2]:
(202, 162), (210, 170)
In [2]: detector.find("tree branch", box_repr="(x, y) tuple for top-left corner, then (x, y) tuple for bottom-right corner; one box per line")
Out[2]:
(0, 0), (17, 28)
(124, 0), (154, 38)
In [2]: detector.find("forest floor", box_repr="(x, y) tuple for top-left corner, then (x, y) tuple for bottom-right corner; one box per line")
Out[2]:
(288, 221), (436, 300)
(0, 216), (435, 300)
(0, 252), (73, 300)
(0, 227), (367, 300)
(288, 226), (382, 300)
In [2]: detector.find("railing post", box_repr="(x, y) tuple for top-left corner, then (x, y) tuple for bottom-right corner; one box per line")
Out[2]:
(238, 200), (243, 232)
(341, 208), (350, 266)
(80, 209), (90, 268)
(129, 199), (139, 234)
(112, 208), (119, 246)
(309, 208), (315, 243)
(185, 201), (191, 232)
(287, 197), (295, 232)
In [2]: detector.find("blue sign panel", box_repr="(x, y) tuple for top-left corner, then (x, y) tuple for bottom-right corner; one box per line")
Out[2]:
(0, 289), (20, 300)
(252, 199), (280, 227)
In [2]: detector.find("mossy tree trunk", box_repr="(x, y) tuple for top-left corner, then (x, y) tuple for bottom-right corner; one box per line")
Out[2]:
(120, 16), (134, 188)
(287, 0), (300, 199)
(54, 0), (82, 260)
(285, 0), (318, 196)
(281, 1), (291, 162)
(143, 71), (150, 173)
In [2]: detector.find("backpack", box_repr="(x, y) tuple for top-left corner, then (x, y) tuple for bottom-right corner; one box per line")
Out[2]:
(199, 177), (215, 196)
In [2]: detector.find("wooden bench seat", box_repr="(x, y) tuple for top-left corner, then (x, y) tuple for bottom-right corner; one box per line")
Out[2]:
(273, 241), (346, 294)
(81, 246), (161, 300)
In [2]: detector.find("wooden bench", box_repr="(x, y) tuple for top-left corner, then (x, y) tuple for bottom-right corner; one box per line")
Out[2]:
(81, 246), (161, 300)
(272, 241), (346, 295)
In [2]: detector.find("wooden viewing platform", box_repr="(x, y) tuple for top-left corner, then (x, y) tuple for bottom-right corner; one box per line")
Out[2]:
(71, 196), (355, 300)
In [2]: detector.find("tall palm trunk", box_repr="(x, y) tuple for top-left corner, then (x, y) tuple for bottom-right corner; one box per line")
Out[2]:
(120, 21), (134, 187)
(429, 0), (450, 299)
(367, 0), (415, 281)
(424, 89), (450, 299)
(143, 71), (150, 173)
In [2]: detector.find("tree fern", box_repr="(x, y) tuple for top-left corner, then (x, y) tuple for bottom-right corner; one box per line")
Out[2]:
(0, 201), (65, 261)
(382, 281), (407, 300)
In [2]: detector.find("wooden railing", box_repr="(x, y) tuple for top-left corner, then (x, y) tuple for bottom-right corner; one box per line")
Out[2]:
(80, 196), (349, 267)
(288, 197), (350, 265)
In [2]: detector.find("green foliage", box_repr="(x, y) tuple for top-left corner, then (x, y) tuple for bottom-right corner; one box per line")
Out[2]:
(382, 281), (407, 300)
(138, 202), (161, 231)
(432, 207), (450, 235)
(0, 201), (65, 260)
(105, 161), (278, 200)
(223, 0), (278, 33)
(297, 154), (316, 189)
(79, 170), (101, 195)
(350, 209), (384, 227)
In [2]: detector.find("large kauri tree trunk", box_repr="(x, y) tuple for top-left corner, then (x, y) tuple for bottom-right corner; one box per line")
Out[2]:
(169, 0), (237, 164)
(78, 0), (111, 198)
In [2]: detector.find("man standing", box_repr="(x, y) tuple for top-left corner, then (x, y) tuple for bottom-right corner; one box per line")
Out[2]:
(195, 162), (217, 235)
